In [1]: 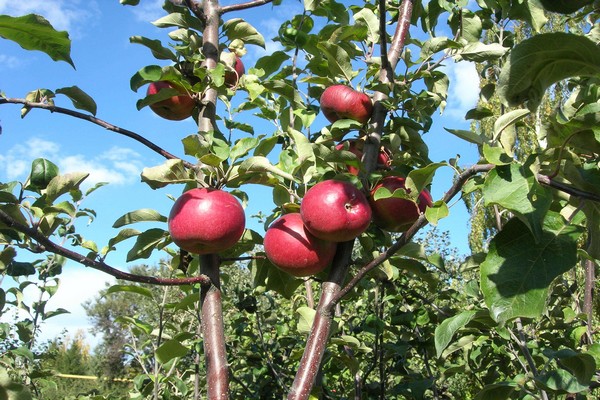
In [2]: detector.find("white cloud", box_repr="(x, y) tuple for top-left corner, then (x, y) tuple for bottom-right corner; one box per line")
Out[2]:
(0, 0), (99, 38)
(128, 0), (165, 23)
(6, 267), (113, 347)
(0, 137), (143, 186)
(0, 54), (21, 69)
(443, 61), (480, 120)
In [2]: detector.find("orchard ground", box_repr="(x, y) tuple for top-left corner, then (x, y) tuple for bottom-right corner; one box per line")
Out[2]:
(0, 0), (480, 347)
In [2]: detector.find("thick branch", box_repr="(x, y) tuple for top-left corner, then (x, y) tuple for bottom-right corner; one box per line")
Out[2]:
(220, 0), (274, 14)
(362, 0), (414, 178)
(0, 208), (211, 286)
(0, 98), (194, 169)
(200, 254), (230, 400)
(287, 241), (354, 400)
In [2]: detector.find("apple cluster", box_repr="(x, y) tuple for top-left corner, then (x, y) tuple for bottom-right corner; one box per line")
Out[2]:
(262, 176), (432, 277)
(145, 55), (245, 121)
(263, 180), (370, 277)
(164, 83), (432, 279)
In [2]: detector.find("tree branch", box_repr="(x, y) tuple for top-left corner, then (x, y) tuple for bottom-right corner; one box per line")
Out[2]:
(219, 0), (274, 14)
(537, 174), (600, 203)
(328, 163), (495, 309)
(0, 98), (194, 169)
(0, 208), (211, 286)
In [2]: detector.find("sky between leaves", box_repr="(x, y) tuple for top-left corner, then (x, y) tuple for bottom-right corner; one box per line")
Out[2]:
(0, 0), (481, 346)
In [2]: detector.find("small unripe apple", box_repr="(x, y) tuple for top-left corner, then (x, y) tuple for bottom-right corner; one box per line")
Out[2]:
(264, 213), (337, 277)
(369, 176), (433, 232)
(320, 85), (373, 124)
(335, 140), (391, 175)
(147, 81), (195, 121)
(225, 56), (245, 87)
(300, 180), (371, 242)
(168, 188), (246, 254)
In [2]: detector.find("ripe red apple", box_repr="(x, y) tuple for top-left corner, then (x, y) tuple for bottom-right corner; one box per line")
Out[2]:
(335, 140), (391, 175)
(369, 176), (433, 232)
(225, 56), (245, 87)
(300, 180), (371, 242)
(320, 85), (373, 124)
(263, 213), (337, 277)
(147, 81), (195, 121)
(168, 188), (246, 254)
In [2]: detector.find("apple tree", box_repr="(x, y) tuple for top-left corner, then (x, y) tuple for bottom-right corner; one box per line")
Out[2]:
(1, 0), (600, 399)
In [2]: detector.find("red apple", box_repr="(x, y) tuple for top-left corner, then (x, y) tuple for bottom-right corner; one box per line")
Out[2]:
(369, 176), (433, 232)
(300, 180), (371, 242)
(263, 213), (337, 277)
(168, 188), (246, 254)
(147, 81), (195, 121)
(335, 140), (391, 175)
(320, 85), (373, 124)
(225, 56), (245, 87)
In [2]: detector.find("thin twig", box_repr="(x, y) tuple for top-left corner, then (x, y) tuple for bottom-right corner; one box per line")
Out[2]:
(537, 174), (600, 203)
(0, 209), (211, 286)
(0, 98), (194, 169)
(219, 0), (274, 14)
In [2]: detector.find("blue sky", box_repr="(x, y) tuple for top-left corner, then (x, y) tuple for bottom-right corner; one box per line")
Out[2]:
(0, 0), (481, 345)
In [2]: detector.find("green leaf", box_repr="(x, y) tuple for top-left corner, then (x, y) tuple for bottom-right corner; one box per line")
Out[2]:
(458, 42), (508, 62)
(405, 162), (445, 196)
(317, 41), (353, 82)
(141, 159), (194, 189)
(153, 12), (204, 31)
(6, 262), (35, 277)
(155, 339), (189, 364)
(297, 306), (316, 334)
(105, 284), (154, 299)
(27, 158), (59, 191)
(0, 14), (74, 68)
(480, 214), (583, 324)
(474, 382), (517, 400)
(130, 65), (163, 92)
(493, 108), (530, 155)
(115, 316), (153, 334)
(251, 256), (303, 299)
(353, 8), (379, 43)
(230, 137), (260, 162)
(498, 32), (600, 110)
(44, 172), (89, 204)
(238, 156), (299, 183)
(255, 51), (290, 77)
(553, 349), (597, 385)
(535, 369), (590, 394)
(444, 128), (485, 145)
(126, 228), (168, 262)
(483, 163), (552, 241)
(0, 247), (16, 271)
(129, 36), (177, 61)
(112, 209), (167, 228)
(42, 308), (70, 320)
(222, 18), (265, 48)
(120, 0), (140, 4)
(435, 310), (477, 357)
(105, 228), (142, 253)
(55, 86), (97, 115)
(482, 143), (513, 165)
(425, 201), (449, 226)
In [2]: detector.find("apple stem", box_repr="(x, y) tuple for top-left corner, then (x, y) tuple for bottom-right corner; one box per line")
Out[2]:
(287, 240), (354, 400)
(200, 253), (230, 400)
